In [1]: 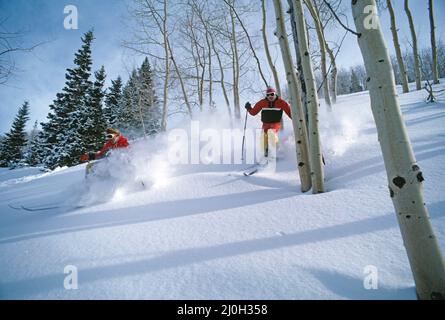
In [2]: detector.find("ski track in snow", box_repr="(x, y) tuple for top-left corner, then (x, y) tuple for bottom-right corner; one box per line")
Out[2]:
(0, 83), (444, 299)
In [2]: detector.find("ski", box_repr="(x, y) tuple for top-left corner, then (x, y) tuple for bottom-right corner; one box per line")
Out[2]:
(242, 159), (269, 176)
(9, 202), (84, 213)
(21, 205), (63, 212)
(243, 168), (259, 176)
(7, 203), (22, 210)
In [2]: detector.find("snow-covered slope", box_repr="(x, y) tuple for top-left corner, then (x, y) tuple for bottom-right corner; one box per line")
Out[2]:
(1, 84), (444, 299)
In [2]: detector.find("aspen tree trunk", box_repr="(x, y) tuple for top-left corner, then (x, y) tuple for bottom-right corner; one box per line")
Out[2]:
(167, 39), (193, 118)
(199, 53), (206, 109)
(404, 0), (421, 91)
(287, 0), (308, 124)
(429, 0), (439, 84)
(293, 0), (324, 194)
(189, 23), (204, 111)
(314, 0), (337, 104)
(261, 0), (281, 96)
(273, 0), (311, 193)
(326, 43), (337, 104)
(387, 0), (409, 93)
(161, 0), (169, 131)
(210, 31), (232, 122)
(189, 36), (200, 109)
(305, 0), (331, 109)
(224, 0), (268, 87)
(262, 0), (284, 130)
(229, 3), (241, 119)
(206, 30), (213, 107)
(194, 2), (213, 108)
(352, 0), (445, 300)
(137, 92), (147, 138)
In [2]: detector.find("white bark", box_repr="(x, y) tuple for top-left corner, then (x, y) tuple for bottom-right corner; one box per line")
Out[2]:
(161, 0), (169, 131)
(209, 29), (232, 123)
(273, 0), (312, 193)
(305, 0), (331, 108)
(287, 0), (308, 127)
(229, 3), (241, 119)
(429, 0), (439, 84)
(206, 29), (213, 107)
(261, 0), (281, 96)
(186, 12), (206, 110)
(326, 42), (337, 103)
(352, 0), (445, 299)
(404, 0), (421, 91)
(167, 39), (193, 118)
(387, 0), (409, 93)
(224, 0), (268, 88)
(293, 0), (324, 194)
(192, 0), (214, 108)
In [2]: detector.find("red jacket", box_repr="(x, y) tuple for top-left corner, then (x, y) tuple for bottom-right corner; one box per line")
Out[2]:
(96, 135), (129, 158)
(248, 97), (292, 131)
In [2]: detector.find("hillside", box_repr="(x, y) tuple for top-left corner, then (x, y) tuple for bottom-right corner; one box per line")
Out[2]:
(1, 84), (444, 299)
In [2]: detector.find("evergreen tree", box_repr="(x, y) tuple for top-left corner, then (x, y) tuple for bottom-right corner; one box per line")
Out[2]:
(22, 120), (41, 166)
(138, 58), (161, 136)
(0, 101), (30, 167)
(118, 69), (139, 138)
(82, 66), (107, 153)
(39, 30), (95, 169)
(104, 76), (123, 126)
(113, 59), (160, 139)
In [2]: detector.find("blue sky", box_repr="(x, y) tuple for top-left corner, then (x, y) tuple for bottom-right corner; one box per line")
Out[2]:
(0, 0), (139, 134)
(0, 0), (444, 134)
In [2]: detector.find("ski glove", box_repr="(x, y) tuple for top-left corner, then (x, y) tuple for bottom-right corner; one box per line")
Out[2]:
(245, 102), (252, 110)
(80, 152), (97, 162)
(88, 152), (97, 161)
(80, 154), (89, 162)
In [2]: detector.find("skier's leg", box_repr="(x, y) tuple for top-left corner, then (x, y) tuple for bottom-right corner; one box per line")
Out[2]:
(267, 129), (279, 160)
(261, 129), (269, 158)
(85, 162), (94, 178)
(274, 127), (280, 154)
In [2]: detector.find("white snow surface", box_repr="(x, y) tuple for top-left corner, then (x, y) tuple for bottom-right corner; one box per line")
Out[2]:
(1, 83), (444, 299)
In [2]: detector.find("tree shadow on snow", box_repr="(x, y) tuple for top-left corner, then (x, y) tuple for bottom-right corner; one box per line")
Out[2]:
(404, 112), (445, 127)
(0, 188), (297, 244)
(326, 140), (445, 187)
(2, 201), (444, 298)
(360, 102), (445, 135)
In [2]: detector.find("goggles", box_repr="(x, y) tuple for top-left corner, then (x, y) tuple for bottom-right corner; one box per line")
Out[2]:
(105, 134), (116, 140)
(266, 93), (275, 97)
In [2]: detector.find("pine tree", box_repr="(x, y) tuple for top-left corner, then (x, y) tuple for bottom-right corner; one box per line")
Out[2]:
(82, 66), (107, 153)
(137, 58), (161, 136)
(117, 69), (138, 138)
(0, 101), (30, 167)
(104, 76), (123, 126)
(22, 120), (41, 166)
(40, 30), (95, 169)
(116, 61), (160, 139)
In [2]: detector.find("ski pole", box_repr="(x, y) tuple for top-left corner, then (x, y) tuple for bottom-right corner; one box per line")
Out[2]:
(241, 109), (248, 161)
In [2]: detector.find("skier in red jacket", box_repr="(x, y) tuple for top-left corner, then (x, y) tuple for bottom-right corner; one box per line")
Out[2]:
(245, 87), (291, 158)
(80, 128), (129, 163)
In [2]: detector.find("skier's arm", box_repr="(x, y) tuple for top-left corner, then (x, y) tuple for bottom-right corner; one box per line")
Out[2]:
(248, 101), (263, 116)
(96, 142), (111, 158)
